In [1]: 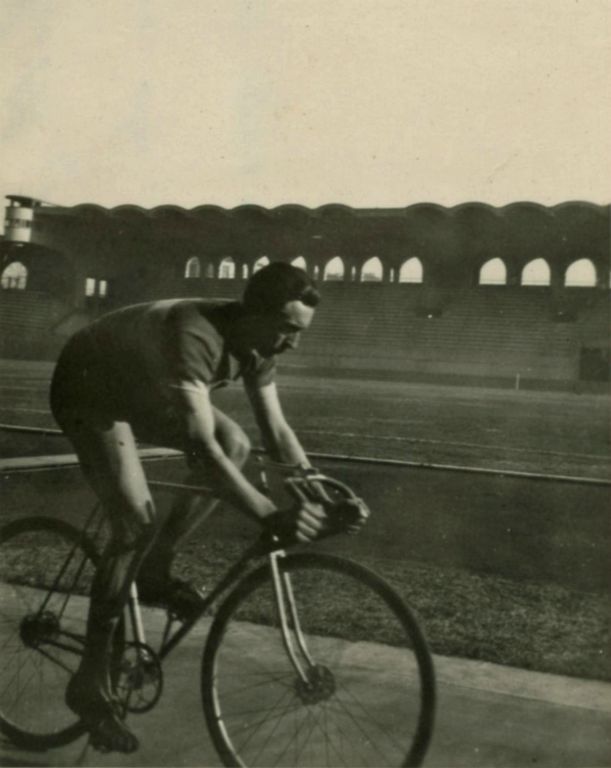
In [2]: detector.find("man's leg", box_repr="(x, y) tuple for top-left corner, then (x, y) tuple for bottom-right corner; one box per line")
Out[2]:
(63, 418), (156, 752)
(138, 408), (251, 594)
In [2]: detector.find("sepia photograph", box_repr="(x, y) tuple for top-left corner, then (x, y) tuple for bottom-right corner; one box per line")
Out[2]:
(0, 1), (609, 766)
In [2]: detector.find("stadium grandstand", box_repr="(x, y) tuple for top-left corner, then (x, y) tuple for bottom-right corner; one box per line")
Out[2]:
(1, 195), (609, 390)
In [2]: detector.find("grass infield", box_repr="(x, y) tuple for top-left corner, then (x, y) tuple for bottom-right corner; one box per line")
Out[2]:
(173, 538), (610, 683)
(1, 522), (609, 684)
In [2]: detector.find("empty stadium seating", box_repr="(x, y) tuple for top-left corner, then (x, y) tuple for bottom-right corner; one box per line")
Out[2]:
(291, 283), (605, 385)
(1, 281), (607, 388)
(0, 291), (69, 359)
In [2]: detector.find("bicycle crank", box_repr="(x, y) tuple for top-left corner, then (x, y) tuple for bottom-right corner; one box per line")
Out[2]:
(115, 641), (163, 714)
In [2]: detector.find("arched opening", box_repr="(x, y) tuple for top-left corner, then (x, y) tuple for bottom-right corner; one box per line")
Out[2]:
(291, 256), (307, 271)
(398, 257), (423, 284)
(323, 256), (345, 281)
(1, 261), (27, 290)
(564, 258), (597, 287)
(185, 257), (201, 279)
(521, 258), (551, 286)
(478, 257), (507, 286)
(360, 257), (383, 282)
(253, 256), (270, 273)
(242, 264), (249, 279)
(219, 257), (236, 279)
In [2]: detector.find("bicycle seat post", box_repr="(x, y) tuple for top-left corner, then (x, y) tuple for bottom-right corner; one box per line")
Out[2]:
(127, 582), (146, 647)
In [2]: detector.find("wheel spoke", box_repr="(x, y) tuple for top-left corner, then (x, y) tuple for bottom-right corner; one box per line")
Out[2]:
(235, 685), (296, 756)
(325, 688), (404, 764)
(217, 669), (295, 699)
(203, 553), (435, 767)
(0, 519), (96, 746)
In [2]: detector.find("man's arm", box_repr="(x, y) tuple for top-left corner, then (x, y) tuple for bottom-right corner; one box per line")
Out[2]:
(244, 381), (311, 468)
(173, 381), (326, 543)
(246, 381), (364, 529)
(172, 381), (277, 521)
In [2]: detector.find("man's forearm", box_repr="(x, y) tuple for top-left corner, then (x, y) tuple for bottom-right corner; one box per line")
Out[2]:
(189, 441), (276, 520)
(246, 382), (311, 467)
(266, 423), (310, 468)
(177, 394), (276, 520)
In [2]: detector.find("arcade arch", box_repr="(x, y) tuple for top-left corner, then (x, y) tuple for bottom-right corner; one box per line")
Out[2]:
(398, 257), (423, 284)
(564, 258), (596, 287)
(185, 256), (201, 279)
(1, 261), (27, 290)
(253, 256), (270, 273)
(219, 256), (236, 279)
(521, 258), (551, 286)
(478, 257), (507, 285)
(360, 257), (383, 282)
(291, 256), (307, 271)
(323, 256), (345, 281)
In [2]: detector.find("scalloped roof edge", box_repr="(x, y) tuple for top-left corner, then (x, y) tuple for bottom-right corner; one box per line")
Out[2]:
(31, 200), (610, 220)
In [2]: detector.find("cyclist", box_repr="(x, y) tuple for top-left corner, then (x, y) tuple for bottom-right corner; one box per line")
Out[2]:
(49, 262), (339, 753)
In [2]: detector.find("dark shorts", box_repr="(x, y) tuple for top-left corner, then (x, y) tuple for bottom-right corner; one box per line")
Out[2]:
(51, 338), (196, 452)
(50, 335), (123, 432)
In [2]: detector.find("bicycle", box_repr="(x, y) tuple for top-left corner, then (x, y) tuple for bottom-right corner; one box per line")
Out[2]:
(0, 460), (436, 767)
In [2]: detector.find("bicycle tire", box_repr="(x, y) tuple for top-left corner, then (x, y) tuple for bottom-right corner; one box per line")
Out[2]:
(0, 516), (99, 750)
(202, 552), (435, 768)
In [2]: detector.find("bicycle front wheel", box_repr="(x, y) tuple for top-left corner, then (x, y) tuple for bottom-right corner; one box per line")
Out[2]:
(202, 552), (435, 768)
(0, 517), (98, 749)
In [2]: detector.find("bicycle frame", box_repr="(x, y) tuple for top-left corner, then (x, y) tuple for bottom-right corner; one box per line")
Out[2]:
(29, 466), (356, 690)
(124, 468), (355, 682)
(125, 539), (315, 686)
(2, 466), (437, 767)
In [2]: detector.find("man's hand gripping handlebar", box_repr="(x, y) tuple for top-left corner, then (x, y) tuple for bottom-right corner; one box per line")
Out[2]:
(262, 470), (370, 549)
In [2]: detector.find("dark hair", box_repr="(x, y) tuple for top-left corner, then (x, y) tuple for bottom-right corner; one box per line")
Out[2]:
(242, 262), (320, 314)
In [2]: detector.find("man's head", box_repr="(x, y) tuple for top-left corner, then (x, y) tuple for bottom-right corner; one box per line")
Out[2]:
(239, 262), (320, 357)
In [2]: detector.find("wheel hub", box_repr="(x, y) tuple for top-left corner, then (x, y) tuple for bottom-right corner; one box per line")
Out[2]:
(19, 611), (60, 648)
(295, 664), (336, 704)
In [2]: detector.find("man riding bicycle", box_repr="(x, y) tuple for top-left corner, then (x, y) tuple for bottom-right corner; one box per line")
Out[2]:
(50, 262), (349, 753)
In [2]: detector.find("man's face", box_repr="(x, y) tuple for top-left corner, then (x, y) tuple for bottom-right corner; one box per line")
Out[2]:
(249, 300), (315, 358)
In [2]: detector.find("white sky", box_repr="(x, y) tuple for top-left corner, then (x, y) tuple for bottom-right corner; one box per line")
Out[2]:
(1, 0), (610, 209)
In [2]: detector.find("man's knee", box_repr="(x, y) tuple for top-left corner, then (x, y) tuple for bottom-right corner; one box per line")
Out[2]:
(106, 499), (157, 555)
(106, 521), (156, 556)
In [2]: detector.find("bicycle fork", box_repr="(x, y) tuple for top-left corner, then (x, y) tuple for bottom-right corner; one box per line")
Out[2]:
(269, 552), (315, 685)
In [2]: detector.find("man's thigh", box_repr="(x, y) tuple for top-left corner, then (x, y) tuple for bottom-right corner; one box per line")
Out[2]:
(63, 416), (156, 540)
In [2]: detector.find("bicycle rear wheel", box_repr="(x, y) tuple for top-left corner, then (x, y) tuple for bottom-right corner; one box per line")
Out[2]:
(0, 517), (98, 749)
(202, 552), (435, 768)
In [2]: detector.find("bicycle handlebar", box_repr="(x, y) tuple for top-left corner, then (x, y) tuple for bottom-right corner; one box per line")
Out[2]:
(283, 473), (358, 503)
(255, 469), (370, 552)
